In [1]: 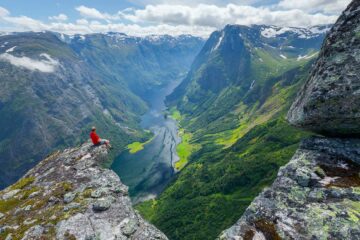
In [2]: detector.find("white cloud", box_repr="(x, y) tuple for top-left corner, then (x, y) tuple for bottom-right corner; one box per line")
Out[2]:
(124, 4), (339, 28)
(75, 5), (120, 20)
(76, 19), (89, 25)
(76, 5), (105, 19)
(0, 6), (9, 17)
(0, 1), (351, 37)
(278, 0), (352, 14)
(128, 0), (265, 7)
(0, 52), (60, 73)
(48, 21), (214, 36)
(3, 15), (47, 31)
(49, 13), (68, 21)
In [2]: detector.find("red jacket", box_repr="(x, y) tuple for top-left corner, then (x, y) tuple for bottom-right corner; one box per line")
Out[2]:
(90, 131), (100, 144)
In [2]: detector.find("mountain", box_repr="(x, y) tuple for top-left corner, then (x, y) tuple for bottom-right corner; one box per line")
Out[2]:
(221, 1), (360, 238)
(166, 24), (328, 131)
(137, 24), (329, 240)
(0, 32), (204, 190)
(66, 33), (204, 97)
(0, 142), (168, 239)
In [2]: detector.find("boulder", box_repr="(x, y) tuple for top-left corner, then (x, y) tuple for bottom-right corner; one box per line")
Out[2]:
(21, 225), (44, 240)
(120, 218), (138, 236)
(287, 0), (360, 136)
(63, 192), (77, 204)
(92, 197), (113, 212)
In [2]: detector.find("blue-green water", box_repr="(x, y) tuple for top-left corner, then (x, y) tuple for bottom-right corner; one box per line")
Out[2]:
(111, 81), (181, 203)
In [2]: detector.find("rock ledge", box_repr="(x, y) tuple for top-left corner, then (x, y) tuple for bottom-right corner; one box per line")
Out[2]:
(0, 142), (168, 240)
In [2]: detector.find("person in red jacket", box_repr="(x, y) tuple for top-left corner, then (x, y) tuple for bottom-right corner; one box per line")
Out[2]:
(90, 126), (110, 147)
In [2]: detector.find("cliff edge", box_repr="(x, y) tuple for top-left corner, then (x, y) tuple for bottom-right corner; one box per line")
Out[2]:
(219, 1), (360, 239)
(0, 143), (168, 240)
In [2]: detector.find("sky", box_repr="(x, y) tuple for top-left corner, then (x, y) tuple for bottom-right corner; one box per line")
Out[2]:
(0, 0), (352, 37)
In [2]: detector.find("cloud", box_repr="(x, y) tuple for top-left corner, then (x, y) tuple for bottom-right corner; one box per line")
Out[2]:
(128, 0), (270, 7)
(0, 52), (60, 73)
(278, 0), (352, 14)
(3, 15), (47, 31)
(48, 21), (214, 36)
(124, 4), (339, 28)
(75, 5), (119, 20)
(0, 2), (351, 37)
(49, 13), (68, 21)
(0, 6), (9, 17)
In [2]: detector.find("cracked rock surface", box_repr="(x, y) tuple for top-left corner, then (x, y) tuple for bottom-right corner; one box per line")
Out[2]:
(219, 137), (360, 240)
(0, 142), (168, 240)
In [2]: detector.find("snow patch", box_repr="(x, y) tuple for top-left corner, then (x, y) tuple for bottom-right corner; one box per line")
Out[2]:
(280, 54), (287, 59)
(297, 52), (318, 61)
(263, 43), (276, 49)
(250, 80), (255, 90)
(211, 32), (224, 52)
(261, 27), (291, 38)
(310, 26), (332, 34)
(5, 46), (16, 53)
(261, 26), (330, 39)
(0, 42), (8, 48)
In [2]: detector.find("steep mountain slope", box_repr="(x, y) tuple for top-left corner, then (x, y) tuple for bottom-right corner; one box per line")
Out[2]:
(67, 33), (204, 97)
(167, 24), (327, 135)
(0, 142), (168, 239)
(137, 25), (328, 240)
(0, 32), (204, 190)
(221, 2), (360, 238)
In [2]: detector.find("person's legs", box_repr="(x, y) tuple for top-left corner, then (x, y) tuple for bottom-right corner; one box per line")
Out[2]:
(100, 139), (111, 147)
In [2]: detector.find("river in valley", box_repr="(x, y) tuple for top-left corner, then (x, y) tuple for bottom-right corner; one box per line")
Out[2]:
(111, 80), (181, 203)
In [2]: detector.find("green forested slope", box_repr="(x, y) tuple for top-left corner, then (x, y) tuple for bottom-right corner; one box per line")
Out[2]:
(137, 24), (325, 239)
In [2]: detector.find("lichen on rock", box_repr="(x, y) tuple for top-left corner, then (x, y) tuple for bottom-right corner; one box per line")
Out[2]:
(218, 138), (360, 239)
(0, 142), (168, 240)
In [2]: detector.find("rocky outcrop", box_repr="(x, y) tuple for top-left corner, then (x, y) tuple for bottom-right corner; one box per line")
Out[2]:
(219, 137), (360, 239)
(219, 1), (360, 239)
(0, 143), (168, 240)
(288, 1), (360, 136)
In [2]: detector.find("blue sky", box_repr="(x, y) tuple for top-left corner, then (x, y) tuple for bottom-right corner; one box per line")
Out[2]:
(0, 0), (351, 36)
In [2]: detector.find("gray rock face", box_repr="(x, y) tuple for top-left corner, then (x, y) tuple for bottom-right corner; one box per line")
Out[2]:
(21, 225), (45, 240)
(63, 192), (77, 204)
(92, 197), (113, 212)
(288, 1), (360, 136)
(0, 142), (168, 240)
(219, 137), (360, 240)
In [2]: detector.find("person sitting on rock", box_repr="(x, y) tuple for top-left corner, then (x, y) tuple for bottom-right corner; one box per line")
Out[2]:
(90, 126), (111, 147)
